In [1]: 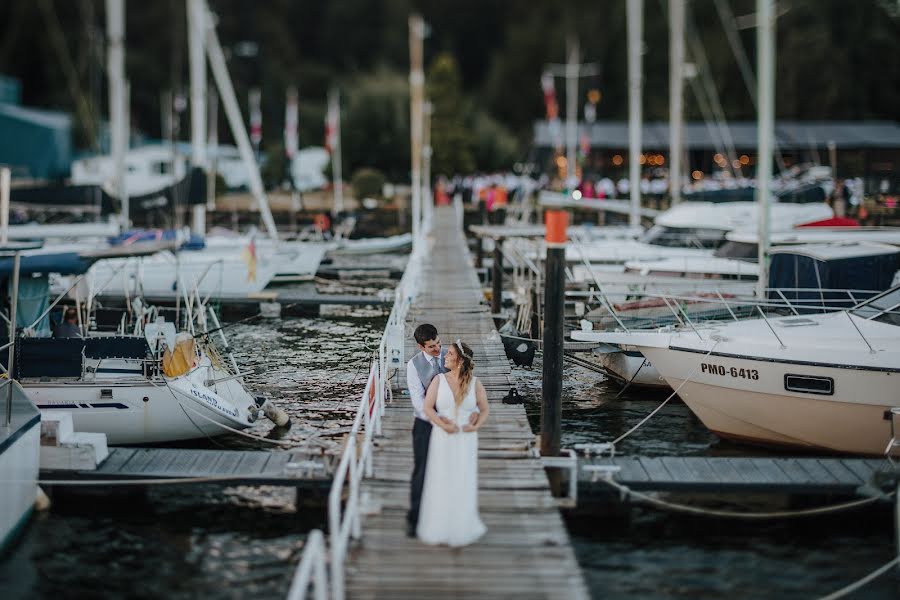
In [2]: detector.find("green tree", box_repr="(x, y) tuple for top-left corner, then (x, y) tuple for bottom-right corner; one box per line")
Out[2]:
(427, 53), (475, 175)
(341, 68), (410, 180)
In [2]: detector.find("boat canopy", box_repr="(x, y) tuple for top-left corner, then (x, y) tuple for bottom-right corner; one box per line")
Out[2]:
(768, 242), (900, 310)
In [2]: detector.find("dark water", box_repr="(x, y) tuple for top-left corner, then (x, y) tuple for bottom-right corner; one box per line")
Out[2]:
(516, 357), (900, 599)
(2, 256), (898, 598)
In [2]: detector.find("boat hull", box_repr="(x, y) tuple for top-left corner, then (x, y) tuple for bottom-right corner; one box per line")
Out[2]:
(0, 411), (39, 553)
(596, 350), (669, 389)
(26, 374), (255, 445)
(641, 346), (900, 455)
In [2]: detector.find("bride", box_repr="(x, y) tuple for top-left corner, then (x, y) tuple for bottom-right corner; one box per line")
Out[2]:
(417, 339), (489, 546)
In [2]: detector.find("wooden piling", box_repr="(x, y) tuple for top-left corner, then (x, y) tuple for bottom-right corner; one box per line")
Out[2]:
(491, 237), (503, 316)
(541, 211), (567, 494)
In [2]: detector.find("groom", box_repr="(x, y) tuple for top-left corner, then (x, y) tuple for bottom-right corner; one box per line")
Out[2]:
(406, 323), (447, 537)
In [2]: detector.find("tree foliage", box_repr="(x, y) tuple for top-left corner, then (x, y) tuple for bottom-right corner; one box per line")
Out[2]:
(0, 0), (897, 177)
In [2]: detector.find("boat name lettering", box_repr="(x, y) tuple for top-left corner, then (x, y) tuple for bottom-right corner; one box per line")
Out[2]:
(190, 387), (239, 418)
(700, 363), (759, 380)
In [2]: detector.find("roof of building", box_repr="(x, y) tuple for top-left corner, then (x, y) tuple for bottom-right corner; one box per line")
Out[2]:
(533, 120), (900, 150)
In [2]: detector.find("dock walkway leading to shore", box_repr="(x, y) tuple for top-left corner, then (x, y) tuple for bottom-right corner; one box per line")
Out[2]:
(344, 206), (589, 599)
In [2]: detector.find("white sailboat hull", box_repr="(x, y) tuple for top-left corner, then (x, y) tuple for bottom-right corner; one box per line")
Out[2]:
(596, 350), (668, 389)
(26, 364), (256, 445)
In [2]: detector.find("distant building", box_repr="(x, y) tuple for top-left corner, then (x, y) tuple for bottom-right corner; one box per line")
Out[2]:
(532, 120), (900, 193)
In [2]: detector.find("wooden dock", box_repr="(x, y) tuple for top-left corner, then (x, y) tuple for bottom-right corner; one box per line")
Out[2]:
(41, 447), (331, 487)
(580, 455), (896, 496)
(344, 207), (589, 599)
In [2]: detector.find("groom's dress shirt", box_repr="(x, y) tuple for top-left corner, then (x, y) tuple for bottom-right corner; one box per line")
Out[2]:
(408, 353), (442, 422)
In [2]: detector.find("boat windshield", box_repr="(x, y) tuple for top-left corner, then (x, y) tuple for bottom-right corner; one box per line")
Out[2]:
(640, 226), (727, 249)
(851, 285), (900, 326)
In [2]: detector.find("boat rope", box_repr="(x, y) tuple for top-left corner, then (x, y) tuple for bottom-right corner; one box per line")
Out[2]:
(178, 402), (317, 448)
(816, 556), (900, 600)
(596, 477), (894, 519)
(614, 358), (648, 400)
(609, 342), (719, 447)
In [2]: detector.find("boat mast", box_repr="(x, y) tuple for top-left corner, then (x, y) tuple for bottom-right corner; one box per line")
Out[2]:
(408, 14), (425, 251)
(669, 0), (685, 205)
(187, 0), (207, 236)
(106, 0), (128, 229)
(627, 0), (643, 228)
(756, 0), (774, 299)
(201, 0), (279, 240)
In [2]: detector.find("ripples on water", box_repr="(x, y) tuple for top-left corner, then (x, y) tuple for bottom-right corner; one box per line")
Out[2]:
(515, 356), (899, 599)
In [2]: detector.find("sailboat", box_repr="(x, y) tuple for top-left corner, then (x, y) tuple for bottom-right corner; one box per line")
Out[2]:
(2, 245), (283, 445)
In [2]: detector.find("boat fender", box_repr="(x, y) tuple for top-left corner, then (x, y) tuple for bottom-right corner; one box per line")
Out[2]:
(35, 486), (51, 511)
(261, 399), (291, 428)
(502, 387), (525, 405)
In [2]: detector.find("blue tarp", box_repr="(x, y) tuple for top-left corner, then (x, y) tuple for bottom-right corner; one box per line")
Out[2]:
(108, 230), (205, 250)
(0, 252), (92, 278)
(10, 275), (49, 336)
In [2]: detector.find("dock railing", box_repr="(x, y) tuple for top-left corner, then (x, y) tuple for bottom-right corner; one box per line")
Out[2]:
(287, 224), (429, 600)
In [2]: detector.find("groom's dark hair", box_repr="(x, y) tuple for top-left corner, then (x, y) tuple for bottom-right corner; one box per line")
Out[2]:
(413, 323), (439, 345)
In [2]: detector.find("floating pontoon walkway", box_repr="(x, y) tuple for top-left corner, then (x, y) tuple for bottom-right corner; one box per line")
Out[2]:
(579, 455), (895, 496)
(41, 447), (331, 487)
(344, 207), (589, 599)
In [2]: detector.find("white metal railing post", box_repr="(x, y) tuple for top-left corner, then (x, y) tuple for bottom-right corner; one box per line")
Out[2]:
(285, 530), (327, 600)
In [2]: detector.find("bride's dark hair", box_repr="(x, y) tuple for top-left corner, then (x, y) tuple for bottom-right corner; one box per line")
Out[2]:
(453, 340), (475, 408)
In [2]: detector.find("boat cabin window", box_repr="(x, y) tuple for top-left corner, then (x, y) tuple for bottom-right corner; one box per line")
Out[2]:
(152, 161), (174, 175)
(713, 240), (758, 260)
(784, 374), (833, 395)
(640, 226), (727, 249)
(851, 286), (900, 326)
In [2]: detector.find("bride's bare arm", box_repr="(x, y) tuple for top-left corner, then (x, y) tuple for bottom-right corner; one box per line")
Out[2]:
(464, 380), (490, 431)
(423, 378), (458, 433)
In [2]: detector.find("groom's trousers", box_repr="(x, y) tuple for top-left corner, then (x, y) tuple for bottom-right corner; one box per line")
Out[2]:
(407, 418), (433, 527)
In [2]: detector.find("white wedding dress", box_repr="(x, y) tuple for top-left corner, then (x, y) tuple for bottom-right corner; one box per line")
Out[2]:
(417, 374), (487, 547)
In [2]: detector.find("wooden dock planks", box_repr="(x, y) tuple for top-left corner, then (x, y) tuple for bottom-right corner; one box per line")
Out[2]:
(345, 207), (590, 600)
(581, 456), (892, 495)
(41, 447), (330, 486)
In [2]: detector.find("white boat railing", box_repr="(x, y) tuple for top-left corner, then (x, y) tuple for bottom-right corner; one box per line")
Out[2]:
(287, 224), (429, 600)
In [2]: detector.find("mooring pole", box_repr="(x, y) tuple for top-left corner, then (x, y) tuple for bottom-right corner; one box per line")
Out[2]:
(491, 237), (504, 317)
(542, 210), (567, 496)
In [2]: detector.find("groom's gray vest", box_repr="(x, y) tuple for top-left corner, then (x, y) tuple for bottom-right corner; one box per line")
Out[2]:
(412, 347), (448, 391)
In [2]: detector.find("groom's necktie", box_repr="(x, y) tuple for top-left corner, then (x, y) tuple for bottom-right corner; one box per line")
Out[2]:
(431, 356), (440, 377)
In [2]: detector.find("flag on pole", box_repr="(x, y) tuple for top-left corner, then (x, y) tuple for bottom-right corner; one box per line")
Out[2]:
(241, 238), (257, 282)
(324, 92), (338, 154)
(249, 88), (262, 156)
(540, 72), (558, 120)
(284, 87), (299, 160)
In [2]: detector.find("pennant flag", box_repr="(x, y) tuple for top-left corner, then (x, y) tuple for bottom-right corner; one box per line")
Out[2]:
(284, 87), (299, 160)
(249, 88), (262, 153)
(241, 238), (257, 282)
(324, 92), (339, 154)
